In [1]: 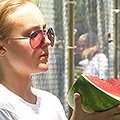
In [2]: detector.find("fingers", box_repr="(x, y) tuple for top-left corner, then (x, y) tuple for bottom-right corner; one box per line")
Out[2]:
(71, 93), (83, 120)
(74, 93), (82, 111)
(71, 93), (120, 120)
(99, 105), (120, 119)
(74, 93), (82, 110)
(111, 113), (120, 120)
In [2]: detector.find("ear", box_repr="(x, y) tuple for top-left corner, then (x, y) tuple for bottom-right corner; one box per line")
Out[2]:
(0, 40), (6, 56)
(0, 46), (6, 56)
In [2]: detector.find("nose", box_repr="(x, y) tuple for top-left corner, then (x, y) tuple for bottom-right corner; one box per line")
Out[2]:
(43, 36), (51, 47)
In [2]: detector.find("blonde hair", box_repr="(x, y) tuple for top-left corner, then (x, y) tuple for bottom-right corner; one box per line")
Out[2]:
(0, 0), (36, 38)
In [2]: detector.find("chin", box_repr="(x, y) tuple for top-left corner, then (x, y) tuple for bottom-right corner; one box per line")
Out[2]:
(34, 63), (49, 74)
(32, 68), (48, 75)
(41, 66), (49, 72)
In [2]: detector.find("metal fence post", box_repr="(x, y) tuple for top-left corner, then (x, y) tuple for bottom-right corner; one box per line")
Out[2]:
(113, 0), (119, 78)
(67, 0), (75, 119)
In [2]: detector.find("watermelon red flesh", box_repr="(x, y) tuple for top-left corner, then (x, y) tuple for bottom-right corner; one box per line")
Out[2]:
(85, 75), (120, 98)
(67, 74), (120, 112)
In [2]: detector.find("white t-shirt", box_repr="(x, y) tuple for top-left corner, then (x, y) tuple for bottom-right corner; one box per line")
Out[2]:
(79, 53), (108, 79)
(0, 84), (68, 120)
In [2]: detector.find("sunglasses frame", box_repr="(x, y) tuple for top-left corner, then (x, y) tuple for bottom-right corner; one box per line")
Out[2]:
(0, 28), (54, 49)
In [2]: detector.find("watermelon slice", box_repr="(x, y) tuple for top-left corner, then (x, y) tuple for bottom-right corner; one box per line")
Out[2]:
(67, 74), (120, 112)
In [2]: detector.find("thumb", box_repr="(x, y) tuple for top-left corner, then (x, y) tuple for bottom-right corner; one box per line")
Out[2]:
(71, 93), (83, 120)
(74, 93), (82, 111)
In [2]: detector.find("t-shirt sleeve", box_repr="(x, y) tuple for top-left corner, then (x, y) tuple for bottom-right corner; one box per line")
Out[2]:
(57, 100), (68, 120)
(52, 95), (68, 120)
(0, 109), (16, 120)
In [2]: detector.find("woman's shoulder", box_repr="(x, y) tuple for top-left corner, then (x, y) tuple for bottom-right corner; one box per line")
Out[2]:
(31, 87), (59, 101)
(31, 87), (63, 109)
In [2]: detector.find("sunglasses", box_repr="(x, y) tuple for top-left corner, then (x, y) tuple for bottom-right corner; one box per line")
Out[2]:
(0, 28), (54, 50)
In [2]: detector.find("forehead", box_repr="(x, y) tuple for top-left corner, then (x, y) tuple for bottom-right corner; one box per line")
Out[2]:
(9, 2), (45, 29)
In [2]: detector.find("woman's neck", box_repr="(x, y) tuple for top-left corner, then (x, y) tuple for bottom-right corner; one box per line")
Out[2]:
(1, 72), (37, 104)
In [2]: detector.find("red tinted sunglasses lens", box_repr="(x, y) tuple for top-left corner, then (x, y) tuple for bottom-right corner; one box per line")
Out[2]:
(30, 30), (45, 49)
(30, 28), (54, 49)
(47, 28), (54, 47)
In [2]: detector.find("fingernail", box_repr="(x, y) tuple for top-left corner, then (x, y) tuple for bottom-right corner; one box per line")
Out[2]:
(74, 93), (79, 98)
(118, 104), (120, 108)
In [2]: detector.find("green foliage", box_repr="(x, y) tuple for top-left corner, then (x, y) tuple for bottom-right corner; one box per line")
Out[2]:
(35, 0), (41, 8)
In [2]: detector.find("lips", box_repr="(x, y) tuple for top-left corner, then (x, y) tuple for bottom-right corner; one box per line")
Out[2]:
(40, 52), (48, 58)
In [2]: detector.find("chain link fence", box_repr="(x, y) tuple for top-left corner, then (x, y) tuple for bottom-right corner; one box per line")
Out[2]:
(32, 0), (119, 117)
(32, 0), (68, 115)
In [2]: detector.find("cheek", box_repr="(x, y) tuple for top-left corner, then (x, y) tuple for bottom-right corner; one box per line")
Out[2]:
(6, 40), (49, 74)
(6, 41), (34, 70)
(9, 41), (32, 59)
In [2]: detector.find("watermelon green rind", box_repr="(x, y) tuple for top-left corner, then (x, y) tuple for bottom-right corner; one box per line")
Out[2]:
(67, 74), (120, 112)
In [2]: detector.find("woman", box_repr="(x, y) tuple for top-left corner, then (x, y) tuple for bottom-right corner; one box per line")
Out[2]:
(0, 0), (120, 120)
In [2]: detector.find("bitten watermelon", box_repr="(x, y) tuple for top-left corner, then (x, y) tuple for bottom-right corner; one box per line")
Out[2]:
(67, 74), (120, 112)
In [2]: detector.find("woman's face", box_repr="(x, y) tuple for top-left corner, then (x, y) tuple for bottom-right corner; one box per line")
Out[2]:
(2, 2), (51, 75)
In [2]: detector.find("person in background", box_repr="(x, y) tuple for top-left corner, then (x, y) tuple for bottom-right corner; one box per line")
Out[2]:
(74, 40), (82, 67)
(0, 0), (120, 120)
(74, 38), (85, 79)
(78, 32), (108, 79)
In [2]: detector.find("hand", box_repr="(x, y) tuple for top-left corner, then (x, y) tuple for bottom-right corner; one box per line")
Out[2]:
(70, 93), (120, 120)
